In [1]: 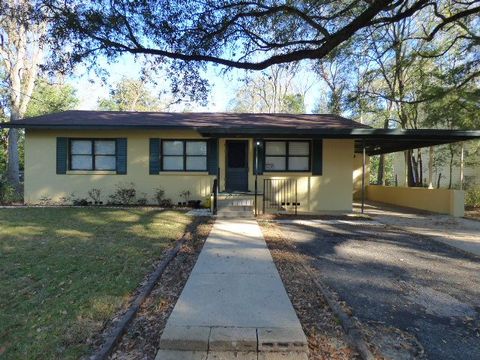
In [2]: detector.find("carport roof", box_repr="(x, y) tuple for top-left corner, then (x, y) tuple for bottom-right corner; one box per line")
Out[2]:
(2, 110), (479, 155)
(199, 127), (480, 155)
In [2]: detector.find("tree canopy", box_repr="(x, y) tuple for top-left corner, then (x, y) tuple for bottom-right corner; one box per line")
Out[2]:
(98, 77), (173, 111)
(228, 65), (309, 113)
(25, 79), (79, 117)
(39, 0), (479, 99)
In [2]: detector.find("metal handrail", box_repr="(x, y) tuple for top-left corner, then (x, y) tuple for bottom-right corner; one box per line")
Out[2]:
(211, 178), (218, 215)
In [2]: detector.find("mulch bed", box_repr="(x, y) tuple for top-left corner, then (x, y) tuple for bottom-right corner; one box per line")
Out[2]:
(102, 217), (214, 360)
(259, 220), (360, 360)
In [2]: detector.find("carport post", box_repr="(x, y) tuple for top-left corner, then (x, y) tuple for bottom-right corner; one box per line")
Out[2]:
(361, 140), (366, 214)
(254, 140), (260, 217)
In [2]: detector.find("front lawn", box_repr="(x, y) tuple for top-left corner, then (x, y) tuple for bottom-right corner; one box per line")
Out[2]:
(0, 208), (192, 359)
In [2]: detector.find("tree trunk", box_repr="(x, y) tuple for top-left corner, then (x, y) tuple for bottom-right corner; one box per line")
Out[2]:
(377, 155), (385, 185)
(404, 150), (409, 186)
(1, 6), (46, 191)
(418, 149), (423, 186)
(7, 129), (20, 187)
(460, 142), (464, 190)
(407, 149), (417, 187)
(376, 117), (389, 185)
(428, 146), (434, 189)
(412, 153), (419, 187)
(7, 108), (21, 190)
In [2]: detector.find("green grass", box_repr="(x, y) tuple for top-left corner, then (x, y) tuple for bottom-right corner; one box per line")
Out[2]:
(0, 208), (192, 359)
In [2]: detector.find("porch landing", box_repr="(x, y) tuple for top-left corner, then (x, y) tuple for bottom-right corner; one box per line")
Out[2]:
(156, 219), (307, 358)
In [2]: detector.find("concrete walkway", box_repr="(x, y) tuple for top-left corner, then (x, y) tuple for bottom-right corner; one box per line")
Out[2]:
(156, 219), (307, 359)
(356, 202), (480, 257)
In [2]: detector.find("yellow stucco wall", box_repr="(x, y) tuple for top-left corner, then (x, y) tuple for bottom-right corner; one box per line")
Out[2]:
(24, 129), (214, 205)
(25, 130), (355, 212)
(366, 185), (465, 217)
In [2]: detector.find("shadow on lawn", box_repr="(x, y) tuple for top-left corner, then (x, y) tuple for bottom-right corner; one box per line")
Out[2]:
(0, 208), (194, 360)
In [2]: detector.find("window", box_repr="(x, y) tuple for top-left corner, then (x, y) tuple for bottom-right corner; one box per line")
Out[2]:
(162, 140), (207, 171)
(70, 139), (116, 171)
(265, 141), (310, 172)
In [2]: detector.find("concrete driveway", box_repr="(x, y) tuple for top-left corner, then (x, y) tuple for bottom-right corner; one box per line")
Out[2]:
(355, 202), (480, 256)
(276, 217), (480, 360)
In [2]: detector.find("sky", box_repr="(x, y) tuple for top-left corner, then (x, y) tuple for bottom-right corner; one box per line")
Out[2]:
(68, 54), (322, 113)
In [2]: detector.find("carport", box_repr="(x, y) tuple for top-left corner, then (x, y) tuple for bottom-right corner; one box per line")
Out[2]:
(350, 128), (480, 216)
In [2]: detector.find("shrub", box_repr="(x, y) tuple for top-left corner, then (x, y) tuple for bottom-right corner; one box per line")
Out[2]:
(159, 198), (172, 208)
(59, 193), (75, 205)
(137, 192), (148, 206)
(88, 188), (102, 205)
(188, 200), (202, 208)
(0, 176), (16, 205)
(179, 190), (191, 205)
(108, 182), (136, 205)
(465, 187), (480, 209)
(72, 198), (90, 206)
(38, 194), (53, 206)
(154, 188), (165, 206)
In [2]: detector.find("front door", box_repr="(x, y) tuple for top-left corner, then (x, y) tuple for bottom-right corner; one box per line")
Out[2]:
(226, 140), (248, 192)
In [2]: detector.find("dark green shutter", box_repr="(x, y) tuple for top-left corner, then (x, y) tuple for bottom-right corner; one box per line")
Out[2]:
(253, 139), (264, 175)
(149, 138), (160, 174)
(312, 139), (323, 175)
(56, 137), (68, 174)
(116, 138), (127, 174)
(207, 138), (218, 175)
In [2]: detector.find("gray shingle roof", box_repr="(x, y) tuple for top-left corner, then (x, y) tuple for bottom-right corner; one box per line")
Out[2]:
(2, 111), (479, 155)
(7, 110), (371, 129)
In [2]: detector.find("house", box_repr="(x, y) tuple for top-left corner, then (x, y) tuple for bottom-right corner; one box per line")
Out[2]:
(4, 111), (480, 215)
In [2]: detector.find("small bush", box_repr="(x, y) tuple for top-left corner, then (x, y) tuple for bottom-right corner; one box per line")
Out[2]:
(188, 200), (202, 208)
(39, 194), (53, 206)
(137, 192), (148, 206)
(72, 198), (90, 206)
(158, 198), (172, 208)
(59, 193), (75, 205)
(154, 188), (165, 206)
(0, 176), (16, 205)
(179, 190), (191, 205)
(88, 188), (102, 205)
(108, 182), (136, 205)
(465, 187), (480, 209)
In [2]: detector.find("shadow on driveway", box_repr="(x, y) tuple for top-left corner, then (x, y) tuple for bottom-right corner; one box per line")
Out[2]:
(277, 219), (480, 360)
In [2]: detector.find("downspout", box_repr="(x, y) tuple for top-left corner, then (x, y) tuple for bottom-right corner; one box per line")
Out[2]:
(255, 140), (259, 217)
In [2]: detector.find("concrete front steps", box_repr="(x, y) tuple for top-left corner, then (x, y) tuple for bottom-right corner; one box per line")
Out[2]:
(156, 324), (308, 359)
(216, 193), (256, 219)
